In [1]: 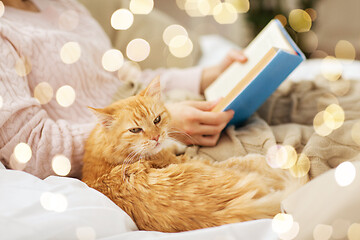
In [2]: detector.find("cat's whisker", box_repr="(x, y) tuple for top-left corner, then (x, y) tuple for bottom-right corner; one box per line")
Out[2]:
(168, 128), (197, 147)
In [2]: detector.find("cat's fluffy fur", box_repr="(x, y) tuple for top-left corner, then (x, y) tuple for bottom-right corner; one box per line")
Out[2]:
(82, 77), (307, 232)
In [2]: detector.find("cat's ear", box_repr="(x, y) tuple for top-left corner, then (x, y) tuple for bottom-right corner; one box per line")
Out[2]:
(88, 107), (114, 128)
(140, 76), (161, 99)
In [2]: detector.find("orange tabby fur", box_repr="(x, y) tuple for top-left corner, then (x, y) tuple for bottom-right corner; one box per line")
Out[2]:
(82, 77), (307, 232)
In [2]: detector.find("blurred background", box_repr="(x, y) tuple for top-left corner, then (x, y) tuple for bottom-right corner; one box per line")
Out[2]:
(78, 0), (360, 70)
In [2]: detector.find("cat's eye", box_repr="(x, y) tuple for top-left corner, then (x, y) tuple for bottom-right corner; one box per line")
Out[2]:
(129, 128), (142, 133)
(153, 115), (161, 124)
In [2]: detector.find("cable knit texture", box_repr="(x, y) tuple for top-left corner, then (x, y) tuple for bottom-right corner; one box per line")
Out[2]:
(0, 0), (202, 179)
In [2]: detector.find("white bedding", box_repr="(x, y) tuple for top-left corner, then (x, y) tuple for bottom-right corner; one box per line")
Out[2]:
(1, 36), (359, 240)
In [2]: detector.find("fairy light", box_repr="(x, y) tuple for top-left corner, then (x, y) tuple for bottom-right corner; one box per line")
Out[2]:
(102, 49), (124, 72)
(313, 224), (333, 240)
(213, 2), (238, 24)
(0, 1), (4, 17)
(60, 42), (81, 64)
(335, 40), (356, 61)
(52, 155), (71, 176)
(126, 38), (150, 62)
(272, 213), (294, 234)
(335, 162), (356, 187)
(40, 192), (68, 212)
(169, 35), (193, 58)
(111, 9), (134, 30)
(76, 227), (96, 240)
(321, 56), (343, 82)
(278, 221), (300, 240)
(225, 0), (250, 13)
(59, 10), (79, 31)
(13, 143), (32, 163)
(163, 24), (188, 46)
(351, 121), (360, 145)
(15, 56), (32, 77)
(275, 14), (287, 27)
(289, 9), (312, 33)
(56, 85), (76, 107)
(130, 0), (154, 14)
(34, 82), (54, 105)
(348, 223), (360, 240)
(332, 219), (351, 239)
(290, 153), (310, 178)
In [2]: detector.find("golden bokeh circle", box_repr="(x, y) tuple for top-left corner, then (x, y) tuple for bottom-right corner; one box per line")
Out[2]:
(348, 223), (360, 240)
(313, 224), (333, 240)
(102, 49), (124, 72)
(278, 221), (300, 240)
(111, 9), (134, 30)
(225, 0), (250, 13)
(76, 226), (97, 240)
(351, 121), (360, 145)
(56, 85), (76, 107)
(213, 2), (238, 24)
(184, 0), (207, 17)
(335, 40), (356, 61)
(272, 213), (294, 234)
(52, 154), (71, 176)
(34, 82), (54, 105)
(58, 10), (79, 31)
(281, 145), (298, 169)
(266, 145), (287, 169)
(313, 111), (334, 136)
(324, 104), (345, 130)
(169, 35), (193, 58)
(15, 56), (32, 77)
(14, 142), (32, 164)
(290, 153), (310, 178)
(130, 0), (154, 14)
(335, 162), (356, 187)
(60, 42), (81, 64)
(0, 1), (4, 18)
(289, 9), (312, 33)
(126, 38), (151, 62)
(321, 56), (343, 82)
(274, 14), (287, 27)
(163, 24), (188, 46)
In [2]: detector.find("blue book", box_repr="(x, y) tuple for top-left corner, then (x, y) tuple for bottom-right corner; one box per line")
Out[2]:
(204, 19), (306, 126)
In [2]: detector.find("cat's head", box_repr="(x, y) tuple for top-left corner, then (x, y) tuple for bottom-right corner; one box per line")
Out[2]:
(90, 76), (171, 162)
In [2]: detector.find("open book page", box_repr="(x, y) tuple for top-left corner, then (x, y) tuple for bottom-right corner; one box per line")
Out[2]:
(205, 20), (296, 101)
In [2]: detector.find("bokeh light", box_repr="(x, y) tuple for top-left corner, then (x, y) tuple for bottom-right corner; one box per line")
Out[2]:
(290, 153), (310, 178)
(226, 0), (250, 13)
(169, 35), (193, 58)
(335, 161), (356, 187)
(323, 104), (345, 130)
(40, 192), (68, 212)
(0, 95), (3, 109)
(321, 56), (343, 81)
(351, 121), (360, 145)
(278, 221), (300, 240)
(329, 79), (351, 97)
(313, 224), (333, 240)
(56, 85), (76, 107)
(15, 56), (32, 77)
(313, 111), (333, 136)
(348, 223), (360, 240)
(130, 0), (154, 14)
(13, 143), (32, 164)
(335, 40), (356, 61)
(60, 42), (81, 64)
(275, 14), (287, 27)
(34, 82), (54, 105)
(163, 24), (188, 46)
(126, 38), (150, 62)
(289, 9), (312, 33)
(272, 213), (294, 234)
(184, 0), (207, 17)
(76, 227), (97, 240)
(111, 9), (134, 30)
(58, 10), (79, 31)
(332, 219), (351, 239)
(0, 1), (4, 18)
(213, 2), (238, 24)
(102, 49), (124, 72)
(52, 155), (71, 176)
(9, 154), (27, 171)
(266, 145), (297, 169)
(299, 30), (318, 53)
(176, 0), (186, 10)
(305, 8), (317, 21)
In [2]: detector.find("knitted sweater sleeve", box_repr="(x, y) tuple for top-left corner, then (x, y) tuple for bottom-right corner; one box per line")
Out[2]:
(0, 37), (95, 179)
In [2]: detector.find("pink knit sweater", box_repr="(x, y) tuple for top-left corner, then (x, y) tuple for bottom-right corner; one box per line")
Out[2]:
(0, 0), (202, 179)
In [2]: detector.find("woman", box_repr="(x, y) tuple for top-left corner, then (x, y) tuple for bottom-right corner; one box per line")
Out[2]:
(0, 0), (247, 178)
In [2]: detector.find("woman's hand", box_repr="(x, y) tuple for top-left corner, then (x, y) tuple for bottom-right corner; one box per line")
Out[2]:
(200, 49), (247, 94)
(166, 100), (234, 146)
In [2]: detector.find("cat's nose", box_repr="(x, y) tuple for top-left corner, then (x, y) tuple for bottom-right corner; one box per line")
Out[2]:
(151, 135), (160, 141)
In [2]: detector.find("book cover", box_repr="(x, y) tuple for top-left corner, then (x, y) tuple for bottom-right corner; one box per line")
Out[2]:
(205, 19), (306, 126)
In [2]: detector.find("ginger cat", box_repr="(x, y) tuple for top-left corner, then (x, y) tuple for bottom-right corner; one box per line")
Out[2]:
(82, 77), (306, 232)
